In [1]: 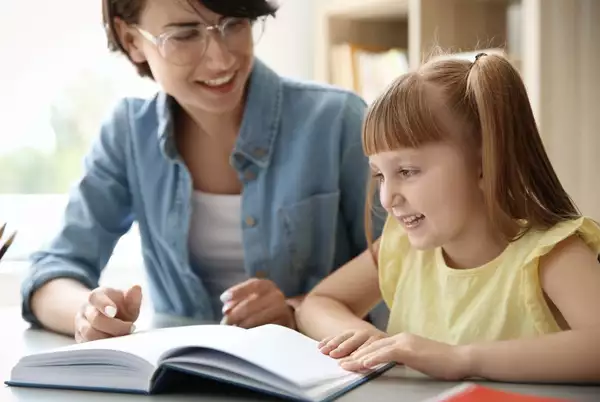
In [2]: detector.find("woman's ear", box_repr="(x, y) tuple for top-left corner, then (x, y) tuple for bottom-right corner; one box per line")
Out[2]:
(113, 17), (147, 63)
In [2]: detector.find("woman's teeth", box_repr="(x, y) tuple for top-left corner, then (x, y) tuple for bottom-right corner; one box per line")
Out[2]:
(201, 74), (235, 87)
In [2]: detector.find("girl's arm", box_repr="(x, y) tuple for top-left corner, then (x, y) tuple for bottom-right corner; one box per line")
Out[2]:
(295, 240), (383, 341)
(463, 235), (600, 382)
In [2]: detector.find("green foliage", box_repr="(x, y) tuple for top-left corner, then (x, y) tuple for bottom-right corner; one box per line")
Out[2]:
(0, 65), (126, 194)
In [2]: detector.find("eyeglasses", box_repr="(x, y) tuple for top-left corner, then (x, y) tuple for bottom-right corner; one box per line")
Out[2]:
(136, 17), (267, 66)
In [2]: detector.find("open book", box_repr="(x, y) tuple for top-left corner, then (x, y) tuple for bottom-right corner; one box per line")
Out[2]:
(6, 323), (392, 401)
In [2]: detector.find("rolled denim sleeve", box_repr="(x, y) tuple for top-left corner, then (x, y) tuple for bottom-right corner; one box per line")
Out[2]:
(21, 99), (135, 326)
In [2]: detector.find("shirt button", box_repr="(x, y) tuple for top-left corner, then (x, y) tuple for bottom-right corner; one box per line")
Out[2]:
(245, 216), (257, 227)
(244, 170), (257, 181)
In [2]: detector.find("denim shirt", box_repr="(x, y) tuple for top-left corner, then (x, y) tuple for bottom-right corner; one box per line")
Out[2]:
(21, 58), (384, 325)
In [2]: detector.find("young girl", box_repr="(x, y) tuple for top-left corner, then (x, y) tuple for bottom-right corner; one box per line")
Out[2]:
(295, 52), (600, 383)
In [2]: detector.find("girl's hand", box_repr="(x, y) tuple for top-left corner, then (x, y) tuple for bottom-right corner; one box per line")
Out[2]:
(318, 328), (389, 359)
(338, 332), (472, 380)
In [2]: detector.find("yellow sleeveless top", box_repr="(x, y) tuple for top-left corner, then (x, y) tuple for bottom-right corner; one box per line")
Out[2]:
(378, 216), (600, 345)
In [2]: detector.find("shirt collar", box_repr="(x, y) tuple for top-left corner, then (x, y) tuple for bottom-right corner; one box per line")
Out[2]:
(155, 58), (282, 168)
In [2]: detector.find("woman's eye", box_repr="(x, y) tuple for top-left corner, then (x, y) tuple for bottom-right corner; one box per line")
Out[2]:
(171, 29), (202, 41)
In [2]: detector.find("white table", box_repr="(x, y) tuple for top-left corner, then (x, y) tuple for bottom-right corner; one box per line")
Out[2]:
(1, 307), (598, 401)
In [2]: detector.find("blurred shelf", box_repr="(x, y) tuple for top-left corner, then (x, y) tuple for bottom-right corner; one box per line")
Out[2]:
(314, 0), (600, 221)
(323, 0), (408, 20)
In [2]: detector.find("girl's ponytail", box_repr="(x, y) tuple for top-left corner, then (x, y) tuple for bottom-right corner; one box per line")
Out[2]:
(466, 53), (579, 240)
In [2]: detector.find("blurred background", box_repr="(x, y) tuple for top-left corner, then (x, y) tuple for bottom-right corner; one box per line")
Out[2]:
(0, 0), (598, 306)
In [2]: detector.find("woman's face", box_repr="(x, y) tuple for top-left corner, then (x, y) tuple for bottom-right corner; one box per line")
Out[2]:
(124, 0), (258, 115)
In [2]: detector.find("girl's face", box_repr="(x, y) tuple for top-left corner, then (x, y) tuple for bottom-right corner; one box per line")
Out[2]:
(125, 0), (257, 115)
(369, 142), (485, 251)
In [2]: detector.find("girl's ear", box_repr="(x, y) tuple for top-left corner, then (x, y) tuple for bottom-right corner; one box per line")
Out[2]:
(114, 17), (147, 63)
(476, 148), (484, 190)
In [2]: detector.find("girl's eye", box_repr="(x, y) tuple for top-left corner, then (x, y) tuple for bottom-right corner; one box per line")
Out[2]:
(399, 169), (419, 178)
(371, 172), (384, 182)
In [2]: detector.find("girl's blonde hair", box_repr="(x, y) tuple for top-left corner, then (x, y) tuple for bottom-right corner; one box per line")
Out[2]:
(363, 52), (580, 253)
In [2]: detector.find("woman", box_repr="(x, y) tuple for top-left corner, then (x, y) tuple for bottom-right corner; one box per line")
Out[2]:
(21, 0), (382, 342)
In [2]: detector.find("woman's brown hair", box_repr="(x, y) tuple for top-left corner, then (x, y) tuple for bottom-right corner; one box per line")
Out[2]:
(363, 51), (580, 255)
(101, 0), (278, 79)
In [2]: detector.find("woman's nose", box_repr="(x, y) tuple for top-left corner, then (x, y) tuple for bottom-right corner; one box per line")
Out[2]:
(203, 33), (235, 70)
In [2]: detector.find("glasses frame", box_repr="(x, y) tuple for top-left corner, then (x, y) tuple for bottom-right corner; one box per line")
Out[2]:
(135, 16), (267, 66)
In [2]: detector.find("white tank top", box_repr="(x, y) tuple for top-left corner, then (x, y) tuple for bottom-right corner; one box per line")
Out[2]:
(188, 191), (248, 316)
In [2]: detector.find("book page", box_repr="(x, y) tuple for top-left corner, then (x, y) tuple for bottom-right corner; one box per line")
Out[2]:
(224, 324), (361, 388)
(25, 325), (246, 367)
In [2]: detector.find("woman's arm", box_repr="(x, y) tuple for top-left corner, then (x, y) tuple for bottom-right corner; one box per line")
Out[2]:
(295, 239), (383, 340)
(463, 235), (600, 382)
(30, 279), (92, 336)
(25, 99), (135, 335)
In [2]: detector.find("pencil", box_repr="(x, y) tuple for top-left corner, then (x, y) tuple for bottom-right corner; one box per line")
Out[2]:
(0, 231), (16, 261)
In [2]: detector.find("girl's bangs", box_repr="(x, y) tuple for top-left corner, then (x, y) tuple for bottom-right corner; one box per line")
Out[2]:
(362, 74), (448, 156)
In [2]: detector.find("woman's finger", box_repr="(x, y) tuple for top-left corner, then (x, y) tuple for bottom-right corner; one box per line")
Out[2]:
(77, 318), (113, 342)
(221, 279), (273, 304)
(236, 303), (287, 329)
(226, 288), (283, 326)
(84, 304), (135, 337)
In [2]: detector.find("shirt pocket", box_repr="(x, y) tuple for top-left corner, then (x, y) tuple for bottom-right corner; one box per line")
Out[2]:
(278, 191), (340, 288)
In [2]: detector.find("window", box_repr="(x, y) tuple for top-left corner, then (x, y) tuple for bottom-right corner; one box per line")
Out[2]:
(0, 1), (156, 282)
(0, 0), (315, 288)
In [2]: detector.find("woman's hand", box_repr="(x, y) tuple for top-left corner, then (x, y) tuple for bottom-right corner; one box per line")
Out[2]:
(318, 328), (389, 359)
(74, 285), (142, 343)
(338, 332), (472, 380)
(220, 279), (296, 329)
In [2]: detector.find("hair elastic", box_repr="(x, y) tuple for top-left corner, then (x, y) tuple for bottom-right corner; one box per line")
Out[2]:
(475, 52), (487, 61)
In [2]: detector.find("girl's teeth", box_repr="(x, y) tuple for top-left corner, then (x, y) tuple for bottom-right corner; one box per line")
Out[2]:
(402, 214), (424, 225)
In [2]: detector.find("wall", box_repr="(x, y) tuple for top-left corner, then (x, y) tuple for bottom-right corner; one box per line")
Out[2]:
(525, 0), (600, 220)
(254, 0), (317, 81)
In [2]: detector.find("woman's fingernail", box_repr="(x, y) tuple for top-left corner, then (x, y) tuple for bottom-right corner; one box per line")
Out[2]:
(222, 302), (233, 314)
(104, 306), (117, 318)
(130, 324), (136, 334)
(220, 316), (228, 325)
(220, 292), (232, 302)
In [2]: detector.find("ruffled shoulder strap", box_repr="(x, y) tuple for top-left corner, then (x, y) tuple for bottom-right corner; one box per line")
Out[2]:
(523, 216), (600, 265)
(521, 216), (600, 334)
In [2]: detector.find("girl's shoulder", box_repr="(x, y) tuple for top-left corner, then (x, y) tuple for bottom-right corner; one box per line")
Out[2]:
(517, 216), (600, 265)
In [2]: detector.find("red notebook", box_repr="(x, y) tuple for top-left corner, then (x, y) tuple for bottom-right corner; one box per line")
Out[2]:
(433, 383), (572, 402)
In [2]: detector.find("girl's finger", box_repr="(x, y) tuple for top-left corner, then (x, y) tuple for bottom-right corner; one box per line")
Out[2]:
(347, 337), (395, 361)
(320, 332), (355, 354)
(329, 332), (371, 358)
(362, 345), (399, 368)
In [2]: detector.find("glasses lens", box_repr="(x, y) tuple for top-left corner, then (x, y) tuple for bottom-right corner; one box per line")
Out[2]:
(251, 18), (266, 45)
(162, 27), (207, 65)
